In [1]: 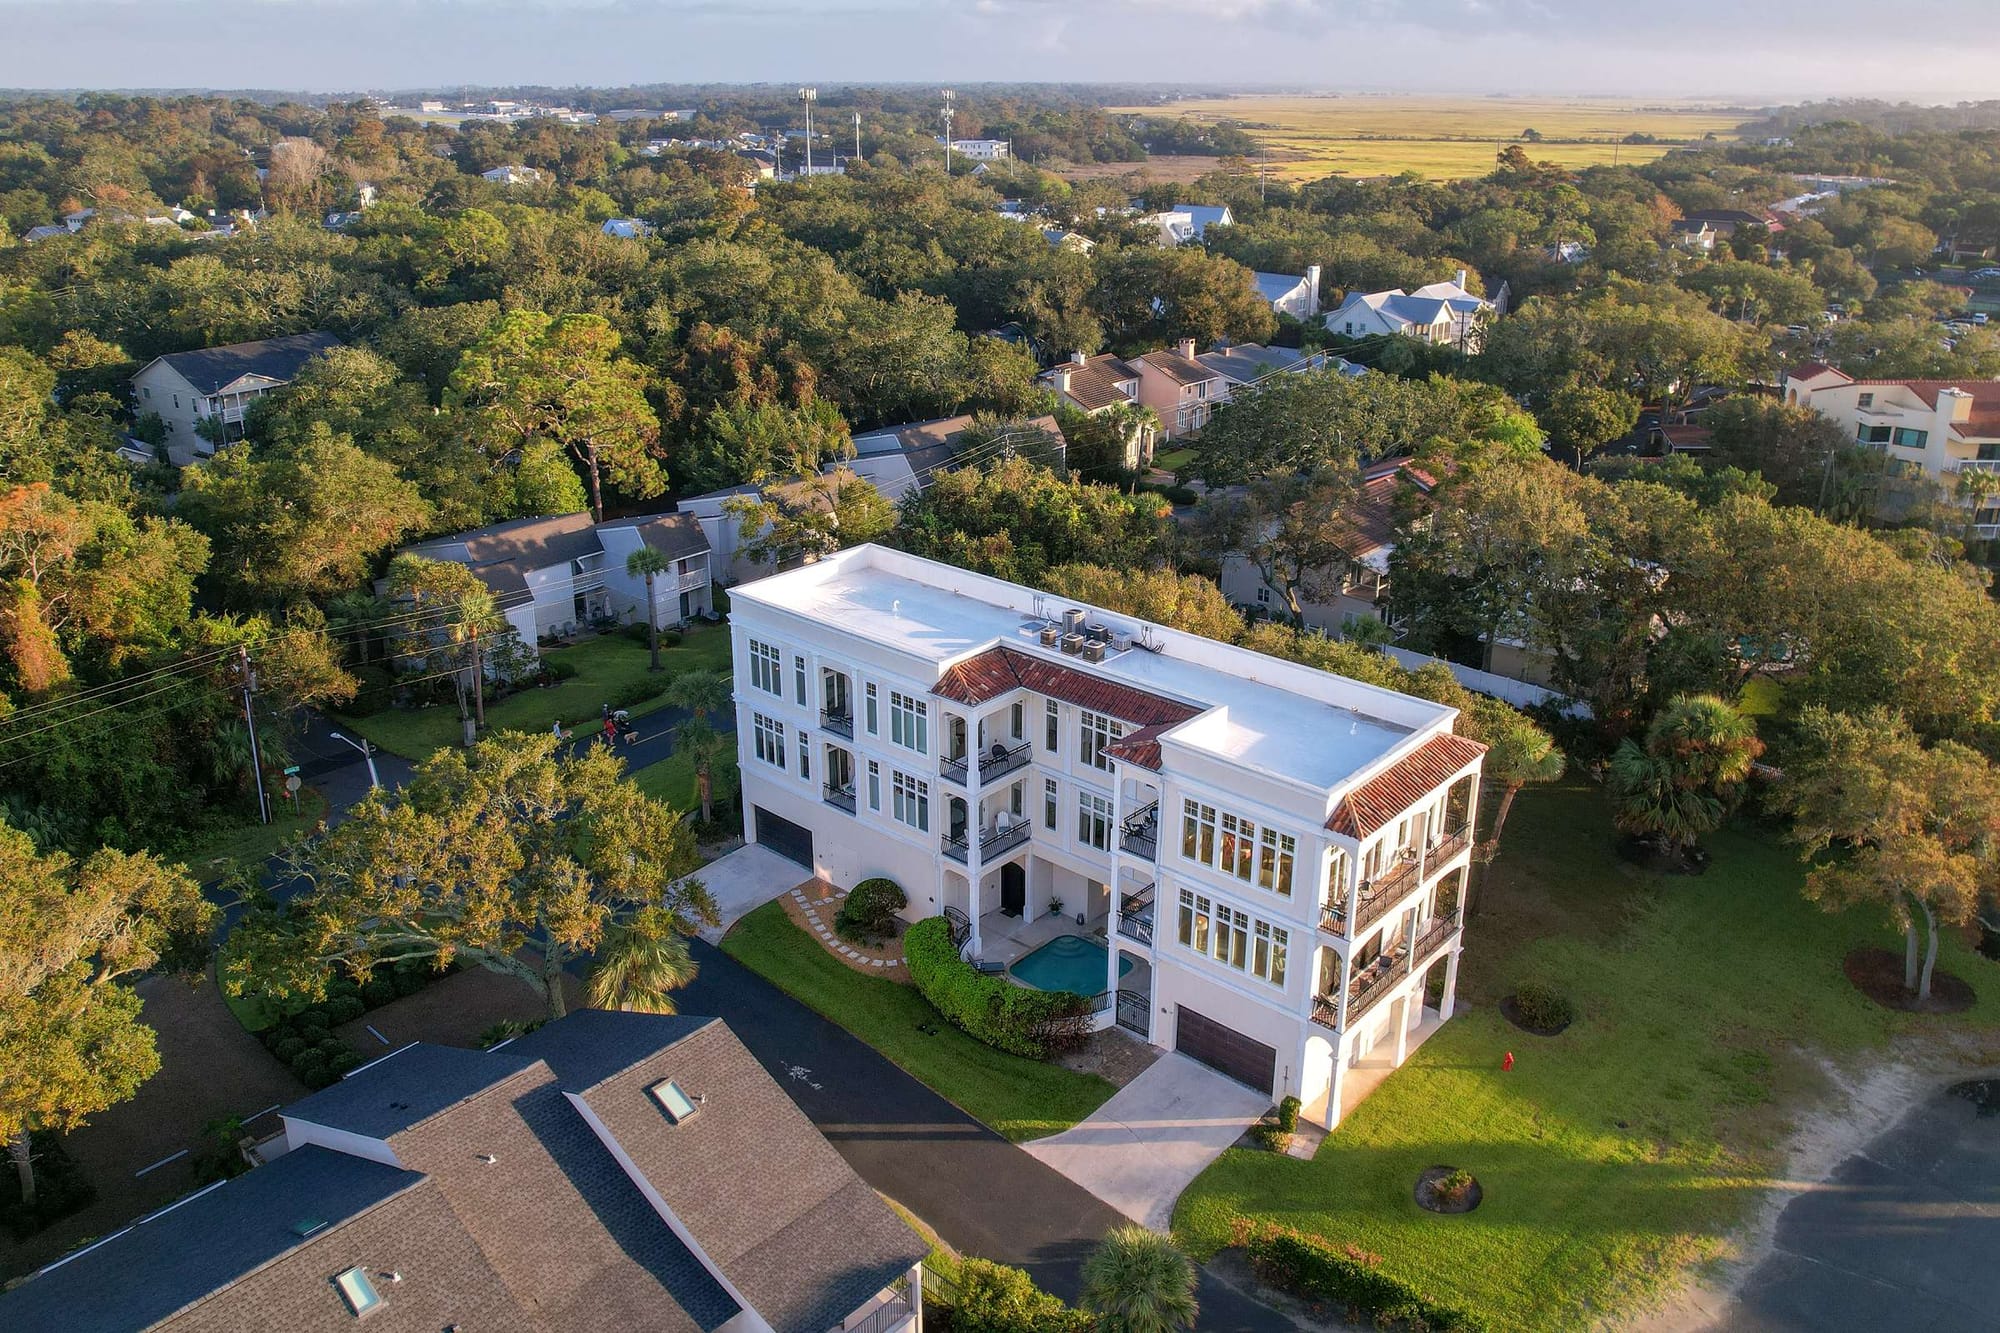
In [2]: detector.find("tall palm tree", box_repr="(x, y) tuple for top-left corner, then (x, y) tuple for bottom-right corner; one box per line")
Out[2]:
(627, 546), (672, 672)
(587, 908), (698, 1014)
(1081, 1225), (1199, 1333)
(666, 669), (732, 824)
(1610, 693), (1762, 860)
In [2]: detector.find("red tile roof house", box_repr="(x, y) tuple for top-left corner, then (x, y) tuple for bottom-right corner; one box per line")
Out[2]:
(1784, 364), (2000, 534)
(0, 1011), (926, 1333)
(727, 543), (1485, 1129)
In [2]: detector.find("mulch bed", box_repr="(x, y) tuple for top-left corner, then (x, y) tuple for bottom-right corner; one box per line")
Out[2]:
(1414, 1165), (1482, 1214)
(1498, 995), (1572, 1037)
(1842, 947), (1975, 1014)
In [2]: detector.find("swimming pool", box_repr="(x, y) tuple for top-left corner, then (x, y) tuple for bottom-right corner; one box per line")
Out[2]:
(1010, 934), (1131, 996)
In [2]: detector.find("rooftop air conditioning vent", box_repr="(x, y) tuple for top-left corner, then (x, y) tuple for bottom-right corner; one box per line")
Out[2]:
(1111, 630), (1134, 652)
(1082, 640), (1107, 663)
(1061, 633), (1085, 655)
(1039, 624), (1061, 647)
(1063, 607), (1087, 636)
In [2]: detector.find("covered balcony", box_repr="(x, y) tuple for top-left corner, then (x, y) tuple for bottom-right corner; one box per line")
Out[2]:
(820, 667), (854, 739)
(1115, 881), (1156, 948)
(1311, 909), (1461, 1032)
(940, 705), (1032, 788)
(821, 743), (857, 814)
(1119, 800), (1159, 860)
(940, 740), (1033, 788)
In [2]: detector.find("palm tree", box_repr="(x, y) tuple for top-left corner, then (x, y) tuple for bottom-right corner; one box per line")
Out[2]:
(666, 669), (732, 824)
(1341, 613), (1396, 653)
(1471, 699), (1566, 861)
(1080, 1225), (1199, 1333)
(587, 908), (698, 1014)
(627, 546), (672, 672)
(1610, 693), (1762, 861)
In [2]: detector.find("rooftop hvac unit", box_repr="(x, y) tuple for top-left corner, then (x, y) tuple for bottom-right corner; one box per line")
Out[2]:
(1082, 640), (1107, 663)
(1062, 607), (1087, 636)
(1110, 629), (1134, 652)
(1039, 623), (1061, 648)
(1061, 632), (1086, 655)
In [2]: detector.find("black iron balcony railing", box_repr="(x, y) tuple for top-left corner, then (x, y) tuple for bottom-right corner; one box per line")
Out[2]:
(822, 784), (856, 814)
(819, 708), (853, 740)
(942, 741), (1033, 787)
(1120, 800), (1159, 859)
(941, 821), (1032, 864)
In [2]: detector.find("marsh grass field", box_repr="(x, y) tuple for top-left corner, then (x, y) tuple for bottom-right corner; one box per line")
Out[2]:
(1101, 95), (1753, 181)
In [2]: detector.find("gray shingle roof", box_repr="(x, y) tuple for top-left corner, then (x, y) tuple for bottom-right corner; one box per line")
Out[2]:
(146, 331), (343, 395)
(282, 1043), (536, 1141)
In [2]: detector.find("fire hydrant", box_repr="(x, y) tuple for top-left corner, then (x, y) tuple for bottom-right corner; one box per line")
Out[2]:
(1502, 1051), (1516, 1072)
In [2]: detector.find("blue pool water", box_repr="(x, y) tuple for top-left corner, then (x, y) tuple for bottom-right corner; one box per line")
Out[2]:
(1010, 935), (1131, 995)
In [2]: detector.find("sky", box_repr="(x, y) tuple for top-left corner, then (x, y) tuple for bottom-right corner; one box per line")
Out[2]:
(2, 0), (1998, 101)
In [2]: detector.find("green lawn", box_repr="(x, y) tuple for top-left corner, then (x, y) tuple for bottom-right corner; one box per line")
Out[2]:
(721, 902), (1116, 1141)
(632, 747), (739, 815)
(339, 627), (733, 760)
(1153, 447), (1196, 473)
(1174, 781), (2000, 1332)
(175, 787), (330, 877)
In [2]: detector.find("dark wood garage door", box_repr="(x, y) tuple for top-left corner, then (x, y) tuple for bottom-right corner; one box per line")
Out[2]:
(1175, 1007), (1277, 1096)
(752, 806), (814, 869)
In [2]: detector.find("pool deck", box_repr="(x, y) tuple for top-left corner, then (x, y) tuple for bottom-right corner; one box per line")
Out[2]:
(972, 908), (1112, 971)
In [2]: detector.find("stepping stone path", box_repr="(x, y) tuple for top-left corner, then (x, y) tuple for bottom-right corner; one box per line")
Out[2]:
(790, 883), (905, 972)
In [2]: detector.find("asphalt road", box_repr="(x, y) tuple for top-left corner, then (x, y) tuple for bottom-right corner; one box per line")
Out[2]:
(1717, 1080), (2000, 1332)
(674, 939), (1291, 1330)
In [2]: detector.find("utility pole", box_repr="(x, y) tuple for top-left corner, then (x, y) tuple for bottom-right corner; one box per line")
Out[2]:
(941, 88), (955, 175)
(798, 87), (816, 180)
(854, 108), (861, 163)
(238, 645), (270, 825)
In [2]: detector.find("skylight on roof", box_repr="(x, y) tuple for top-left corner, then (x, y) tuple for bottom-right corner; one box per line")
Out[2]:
(648, 1077), (699, 1123)
(333, 1267), (382, 1316)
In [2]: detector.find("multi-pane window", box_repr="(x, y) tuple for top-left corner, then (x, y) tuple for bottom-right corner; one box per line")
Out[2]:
(1181, 799), (1216, 865)
(891, 770), (930, 832)
(1079, 710), (1122, 771)
(867, 760), (881, 811)
(1184, 798), (1295, 896)
(865, 682), (879, 734)
(1044, 699), (1060, 752)
(1177, 889), (1286, 988)
(798, 729), (811, 781)
(1220, 812), (1255, 881)
(1044, 778), (1059, 830)
(1077, 792), (1113, 851)
(1011, 702), (1024, 739)
(749, 640), (782, 695)
(794, 655), (808, 705)
(752, 713), (786, 769)
(1257, 828), (1297, 896)
(1011, 782), (1025, 817)
(889, 691), (928, 753)
(1894, 427), (1929, 448)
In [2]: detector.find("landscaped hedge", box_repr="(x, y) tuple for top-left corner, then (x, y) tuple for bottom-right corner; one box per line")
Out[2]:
(904, 917), (1093, 1059)
(1511, 982), (1576, 1032)
(1235, 1219), (1490, 1332)
(836, 877), (907, 944)
(252, 959), (447, 1090)
(927, 1258), (1095, 1333)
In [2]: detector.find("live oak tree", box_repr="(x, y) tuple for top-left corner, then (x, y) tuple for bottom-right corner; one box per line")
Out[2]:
(450, 310), (663, 522)
(0, 823), (214, 1205)
(228, 733), (716, 1021)
(384, 554), (525, 746)
(1038, 564), (1245, 643)
(1775, 707), (1998, 1003)
(1185, 471), (1365, 628)
(895, 456), (1170, 585)
(723, 469), (896, 570)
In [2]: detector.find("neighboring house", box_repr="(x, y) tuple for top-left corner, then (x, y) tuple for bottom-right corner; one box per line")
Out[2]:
(1039, 352), (1149, 466)
(602, 217), (657, 239)
(395, 507), (713, 652)
(129, 331), (343, 466)
(1321, 271), (1497, 352)
(481, 164), (543, 185)
(730, 544), (1484, 1130)
(1193, 341), (1356, 387)
(1545, 240), (1591, 264)
(1218, 457), (1435, 633)
(738, 149), (779, 180)
(1041, 226), (1096, 254)
(684, 415), (1067, 585)
(1669, 219), (1719, 252)
(1138, 203), (1233, 246)
(1681, 208), (1774, 237)
(0, 1011), (926, 1333)
(947, 138), (1010, 160)
(1650, 422), (1715, 454)
(20, 224), (67, 243)
(1784, 364), (2000, 535)
(1251, 264), (1322, 320)
(1132, 340), (1231, 436)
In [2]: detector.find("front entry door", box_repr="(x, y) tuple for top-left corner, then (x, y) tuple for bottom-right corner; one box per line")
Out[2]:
(1000, 862), (1026, 917)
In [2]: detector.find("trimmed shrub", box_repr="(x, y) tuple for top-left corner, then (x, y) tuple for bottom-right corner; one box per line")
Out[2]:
(903, 917), (1093, 1058)
(323, 995), (365, 1024)
(391, 964), (430, 997)
(610, 677), (668, 711)
(836, 877), (907, 944)
(541, 656), (580, 682)
(1278, 1095), (1301, 1134)
(662, 629), (683, 648)
(1511, 982), (1576, 1032)
(623, 620), (654, 644)
(946, 1258), (1096, 1333)
(361, 977), (396, 1007)
(290, 1053), (332, 1089)
(1234, 1219), (1489, 1332)
(1434, 1168), (1476, 1205)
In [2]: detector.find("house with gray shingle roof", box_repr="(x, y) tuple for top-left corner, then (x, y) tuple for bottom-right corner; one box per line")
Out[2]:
(395, 506), (712, 653)
(129, 331), (344, 466)
(1320, 270), (1497, 352)
(0, 1011), (926, 1333)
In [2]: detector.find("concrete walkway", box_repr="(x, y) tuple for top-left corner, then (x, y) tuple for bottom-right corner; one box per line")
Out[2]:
(1023, 1052), (1271, 1231)
(690, 843), (813, 942)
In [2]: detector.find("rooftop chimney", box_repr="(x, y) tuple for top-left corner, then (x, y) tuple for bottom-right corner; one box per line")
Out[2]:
(1070, 350), (1088, 366)
(1455, 268), (1469, 291)
(1175, 337), (1196, 361)
(1055, 369), (1073, 393)
(1939, 386), (1975, 424)
(1305, 264), (1322, 317)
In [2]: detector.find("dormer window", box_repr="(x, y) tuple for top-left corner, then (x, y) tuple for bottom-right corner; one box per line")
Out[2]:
(1856, 392), (1874, 409)
(649, 1078), (698, 1123)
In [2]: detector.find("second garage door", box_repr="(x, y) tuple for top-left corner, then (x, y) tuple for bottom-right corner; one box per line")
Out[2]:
(1175, 1006), (1277, 1097)
(752, 806), (814, 870)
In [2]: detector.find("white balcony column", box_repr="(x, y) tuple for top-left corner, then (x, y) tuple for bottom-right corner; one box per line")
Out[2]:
(964, 726), (984, 955)
(1105, 764), (1125, 996)
(1393, 994), (1412, 1065)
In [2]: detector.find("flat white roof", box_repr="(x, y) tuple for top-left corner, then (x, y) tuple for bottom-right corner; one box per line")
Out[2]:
(733, 546), (1453, 793)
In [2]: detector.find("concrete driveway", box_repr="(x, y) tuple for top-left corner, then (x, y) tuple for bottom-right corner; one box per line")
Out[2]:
(1707, 1079), (2000, 1332)
(1023, 1053), (1271, 1231)
(690, 843), (812, 941)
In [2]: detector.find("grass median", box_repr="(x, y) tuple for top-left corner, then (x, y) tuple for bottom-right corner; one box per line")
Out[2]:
(721, 901), (1116, 1141)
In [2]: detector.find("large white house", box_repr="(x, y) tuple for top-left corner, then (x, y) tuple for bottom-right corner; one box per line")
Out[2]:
(729, 545), (1483, 1129)
(1785, 363), (2000, 535)
(1321, 271), (1499, 352)
(129, 331), (343, 466)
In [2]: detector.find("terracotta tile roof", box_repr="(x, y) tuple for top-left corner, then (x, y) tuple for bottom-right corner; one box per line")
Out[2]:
(1842, 379), (2000, 438)
(1786, 361), (1845, 382)
(1104, 722), (1174, 771)
(933, 646), (1202, 728)
(1326, 732), (1486, 839)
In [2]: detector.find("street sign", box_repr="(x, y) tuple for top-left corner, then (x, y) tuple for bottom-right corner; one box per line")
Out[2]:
(282, 765), (301, 776)
(284, 774), (302, 794)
